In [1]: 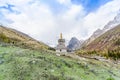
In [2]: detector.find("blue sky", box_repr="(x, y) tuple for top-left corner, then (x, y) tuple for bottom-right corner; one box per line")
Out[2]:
(71, 0), (112, 12)
(38, 0), (112, 14)
(0, 4), (15, 12)
(0, 0), (120, 46)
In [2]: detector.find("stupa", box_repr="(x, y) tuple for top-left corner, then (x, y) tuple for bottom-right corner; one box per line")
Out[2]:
(56, 33), (67, 52)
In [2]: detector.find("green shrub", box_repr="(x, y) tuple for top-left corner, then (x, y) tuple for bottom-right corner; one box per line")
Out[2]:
(0, 33), (10, 43)
(106, 76), (115, 80)
(115, 39), (120, 45)
(48, 47), (55, 51)
(107, 49), (120, 60)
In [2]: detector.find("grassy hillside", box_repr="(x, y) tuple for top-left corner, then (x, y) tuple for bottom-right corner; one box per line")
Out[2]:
(0, 45), (120, 80)
(77, 25), (120, 60)
(0, 25), (49, 50)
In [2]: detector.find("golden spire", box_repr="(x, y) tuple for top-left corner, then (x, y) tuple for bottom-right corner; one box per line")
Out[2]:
(60, 33), (62, 39)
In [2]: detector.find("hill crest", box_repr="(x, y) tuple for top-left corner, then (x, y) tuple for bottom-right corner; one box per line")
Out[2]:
(0, 25), (49, 50)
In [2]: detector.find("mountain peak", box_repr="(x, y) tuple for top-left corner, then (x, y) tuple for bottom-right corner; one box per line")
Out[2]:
(71, 37), (79, 41)
(67, 37), (84, 51)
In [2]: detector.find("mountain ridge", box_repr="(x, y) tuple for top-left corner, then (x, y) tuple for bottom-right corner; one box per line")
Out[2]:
(76, 25), (120, 59)
(0, 25), (49, 50)
(83, 11), (120, 47)
(85, 25), (120, 51)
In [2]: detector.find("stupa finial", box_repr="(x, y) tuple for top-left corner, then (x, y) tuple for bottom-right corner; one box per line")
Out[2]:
(60, 33), (62, 39)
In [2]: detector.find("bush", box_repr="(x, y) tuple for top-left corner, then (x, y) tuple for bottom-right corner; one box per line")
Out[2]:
(106, 76), (115, 80)
(0, 33), (10, 43)
(87, 50), (97, 55)
(115, 39), (120, 45)
(48, 47), (55, 51)
(107, 49), (120, 60)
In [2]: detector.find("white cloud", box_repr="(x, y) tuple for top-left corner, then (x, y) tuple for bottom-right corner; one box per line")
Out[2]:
(0, 0), (120, 47)
(1, 0), (55, 43)
(56, 0), (71, 5)
(82, 0), (120, 37)
(62, 5), (83, 20)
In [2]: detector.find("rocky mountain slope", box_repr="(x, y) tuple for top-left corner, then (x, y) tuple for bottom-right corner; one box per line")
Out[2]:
(0, 25), (49, 50)
(84, 25), (120, 51)
(76, 25), (120, 60)
(67, 37), (84, 51)
(103, 11), (120, 31)
(84, 12), (120, 46)
(83, 29), (103, 46)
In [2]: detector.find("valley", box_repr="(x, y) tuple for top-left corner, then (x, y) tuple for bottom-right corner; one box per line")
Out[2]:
(0, 23), (120, 80)
(0, 0), (120, 80)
